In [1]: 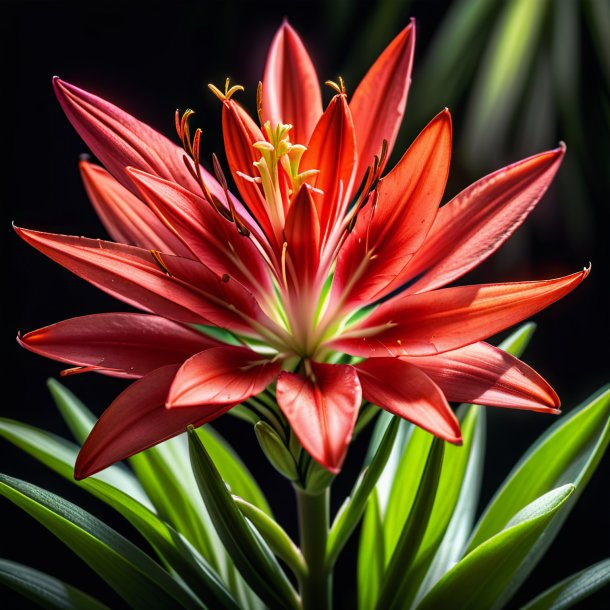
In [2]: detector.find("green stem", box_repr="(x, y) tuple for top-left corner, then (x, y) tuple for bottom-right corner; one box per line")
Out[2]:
(295, 486), (332, 610)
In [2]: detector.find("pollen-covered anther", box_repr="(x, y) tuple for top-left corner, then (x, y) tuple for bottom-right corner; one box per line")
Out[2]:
(325, 76), (347, 95)
(208, 77), (245, 102)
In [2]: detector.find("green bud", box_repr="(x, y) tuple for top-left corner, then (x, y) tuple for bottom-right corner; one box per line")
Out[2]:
(255, 421), (299, 481)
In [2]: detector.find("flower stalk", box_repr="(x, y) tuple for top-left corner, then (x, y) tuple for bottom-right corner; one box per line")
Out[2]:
(295, 485), (332, 610)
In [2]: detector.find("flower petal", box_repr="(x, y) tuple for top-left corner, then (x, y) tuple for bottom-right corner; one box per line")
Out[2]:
(53, 78), (261, 239)
(402, 342), (560, 412)
(355, 358), (461, 443)
(284, 184), (321, 289)
(333, 269), (589, 357)
(276, 362), (361, 473)
(221, 99), (276, 240)
(301, 94), (357, 247)
(262, 21), (322, 145)
(80, 160), (191, 255)
(127, 167), (273, 300)
(334, 110), (451, 308)
(75, 365), (229, 479)
(167, 346), (280, 408)
(18, 313), (220, 379)
(15, 227), (265, 333)
(350, 21), (415, 184)
(399, 146), (566, 294)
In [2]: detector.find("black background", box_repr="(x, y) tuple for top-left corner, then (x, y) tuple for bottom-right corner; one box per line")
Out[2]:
(2, 1), (609, 608)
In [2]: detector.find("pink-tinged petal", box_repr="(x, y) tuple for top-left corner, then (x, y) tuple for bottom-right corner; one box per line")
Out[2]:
(75, 365), (229, 479)
(167, 346), (280, 408)
(355, 358), (461, 443)
(403, 342), (560, 412)
(284, 185), (321, 289)
(15, 227), (266, 333)
(350, 22), (415, 184)
(80, 160), (191, 256)
(222, 99), (276, 240)
(333, 269), (590, 357)
(18, 313), (220, 379)
(126, 167), (273, 299)
(334, 110), (451, 308)
(301, 94), (357, 246)
(399, 146), (566, 295)
(53, 78), (263, 241)
(262, 21), (322, 145)
(276, 362), (361, 473)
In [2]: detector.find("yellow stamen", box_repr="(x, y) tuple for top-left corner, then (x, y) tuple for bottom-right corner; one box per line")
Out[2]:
(208, 77), (245, 102)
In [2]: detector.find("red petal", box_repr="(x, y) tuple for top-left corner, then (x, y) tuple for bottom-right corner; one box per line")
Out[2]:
(403, 342), (560, 412)
(262, 22), (322, 145)
(333, 269), (589, 357)
(301, 94), (357, 247)
(284, 185), (321, 289)
(16, 227), (265, 333)
(80, 160), (191, 256)
(222, 100), (276, 240)
(167, 346), (280, 408)
(334, 110), (451, 307)
(53, 79), (260, 239)
(355, 358), (461, 443)
(75, 365), (229, 479)
(350, 22), (415, 184)
(400, 146), (566, 294)
(127, 167), (273, 300)
(18, 313), (220, 379)
(276, 362), (361, 473)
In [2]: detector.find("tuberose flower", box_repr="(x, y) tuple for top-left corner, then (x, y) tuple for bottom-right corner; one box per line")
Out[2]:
(17, 21), (588, 478)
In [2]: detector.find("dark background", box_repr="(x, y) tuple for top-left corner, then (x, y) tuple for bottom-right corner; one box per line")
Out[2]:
(2, 1), (609, 608)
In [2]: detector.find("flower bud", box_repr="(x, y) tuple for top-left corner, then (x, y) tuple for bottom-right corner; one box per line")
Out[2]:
(254, 421), (299, 481)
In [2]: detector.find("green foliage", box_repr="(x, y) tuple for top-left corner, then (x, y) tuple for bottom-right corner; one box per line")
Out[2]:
(0, 558), (110, 610)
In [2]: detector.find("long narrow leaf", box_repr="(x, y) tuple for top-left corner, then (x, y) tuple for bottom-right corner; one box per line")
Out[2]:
(196, 426), (272, 517)
(0, 419), (239, 609)
(468, 386), (610, 549)
(417, 485), (576, 609)
(327, 417), (399, 566)
(375, 438), (445, 610)
(0, 474), (202, 610)
(0, 558), (110, 610)
(357, 490), (384, 610)
(187, 427), (300, 610)
(521, 558), (610, 610)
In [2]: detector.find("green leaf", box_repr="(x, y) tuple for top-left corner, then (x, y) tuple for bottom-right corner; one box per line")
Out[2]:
(0, 419), (239, 609)
(327, 417), (399, 566)
(233, 496), (306, 579)
(375, 438), (445, 610)
(130, 435), (225, 573)
(468, 386), (610, 549)
(0, 558), (109, 610)
(188, 427), (299, 610)
(382, 426), (433, 555)
(254, 421), (299, 481)
(521, 558), (610, 610)
(0, 474), (202, 610)
(417, 485), (575, 610)
(415, 406), (486, 602)
(197, 425), (273, 516)
(357, 490), (384, 610)
(399, 406), (484, 608)
(47, 379), (149, 506)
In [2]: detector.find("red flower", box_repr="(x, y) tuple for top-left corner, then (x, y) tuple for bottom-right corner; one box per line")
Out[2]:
(17, 21), (587, 478)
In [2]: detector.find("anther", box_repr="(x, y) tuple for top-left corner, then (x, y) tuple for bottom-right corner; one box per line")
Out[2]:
(324, 77), (347, 95)
(150, 250), (173, 276)
(208, 78), (245, 102)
